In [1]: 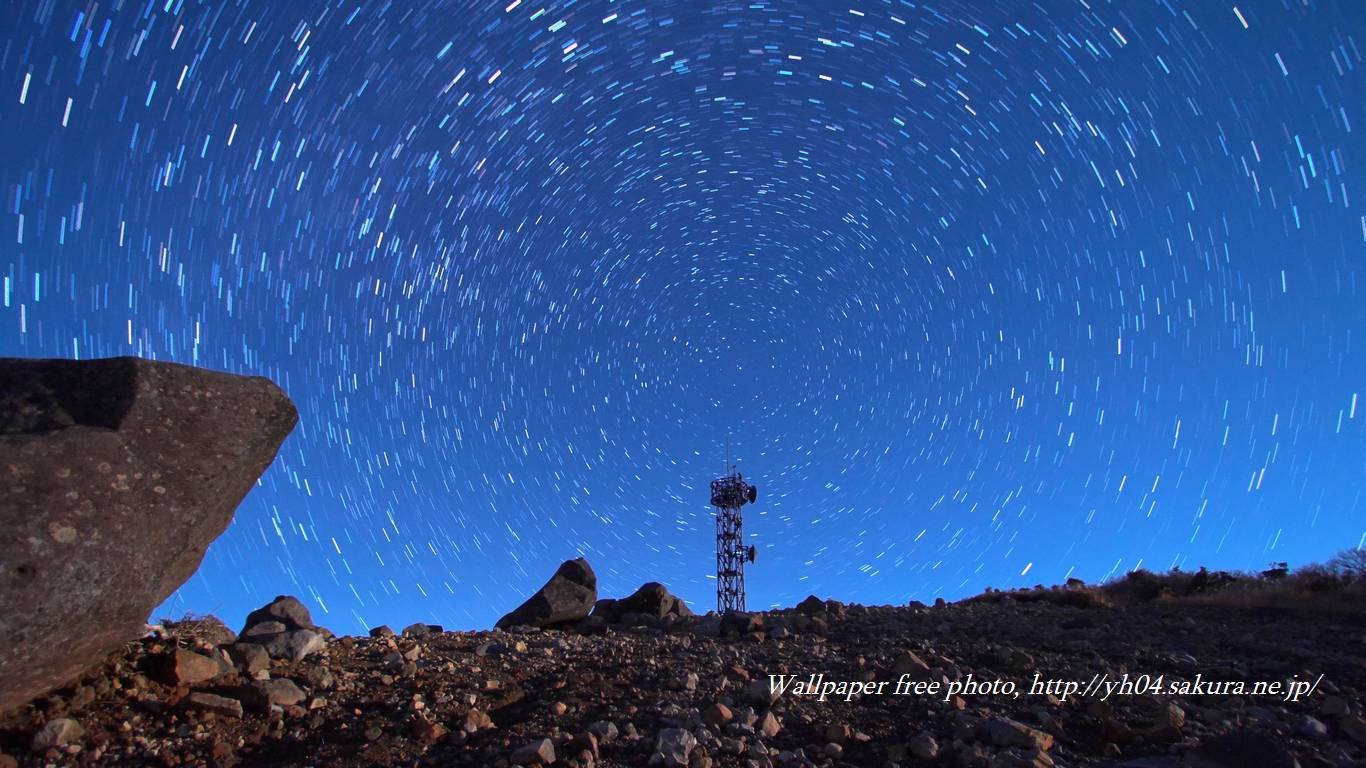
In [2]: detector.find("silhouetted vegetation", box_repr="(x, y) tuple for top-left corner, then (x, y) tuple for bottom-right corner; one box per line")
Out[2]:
(966, 546), (1365, 618)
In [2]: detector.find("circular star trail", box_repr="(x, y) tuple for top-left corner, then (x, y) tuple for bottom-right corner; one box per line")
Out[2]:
(2, 0), (1362, 632)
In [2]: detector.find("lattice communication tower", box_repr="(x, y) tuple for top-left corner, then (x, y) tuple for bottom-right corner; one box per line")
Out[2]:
(710, 463), (757, 613)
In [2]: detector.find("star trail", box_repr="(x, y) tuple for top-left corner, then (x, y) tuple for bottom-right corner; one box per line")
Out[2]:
(2, 0), (1362, 634)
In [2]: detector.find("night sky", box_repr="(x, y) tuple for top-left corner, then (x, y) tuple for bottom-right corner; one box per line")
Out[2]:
(2, 0), (1363, 635)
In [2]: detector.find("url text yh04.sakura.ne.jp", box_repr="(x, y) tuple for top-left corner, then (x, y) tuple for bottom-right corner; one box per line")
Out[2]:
(766, 672), (1325, 704)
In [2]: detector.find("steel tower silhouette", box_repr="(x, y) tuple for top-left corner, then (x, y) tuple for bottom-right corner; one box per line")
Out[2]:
(710, 460), (757, 613)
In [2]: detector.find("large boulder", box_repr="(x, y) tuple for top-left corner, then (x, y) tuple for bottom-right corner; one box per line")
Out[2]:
(235, 595), (329, 663)
(0, 356), (297, 713)
(592, 582), (693, 622)
(241, 595), (314, 634)
(496, 558), (597, 629)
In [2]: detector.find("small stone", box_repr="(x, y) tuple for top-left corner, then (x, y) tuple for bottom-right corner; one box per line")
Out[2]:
(186, 692), (244, 719)
(511, 738), (556, 765)
(704, 703), (733, 727)
(412, 718), (448, 743)
(250, 678), (307, 707)
(31, 718), (84, 751)
(300, 665), (334, 690)
(463, 709), (494, 733)
(152, 648), (224, 686)
(368, 625), (395, 639)
(1156, 701), (1185, 729)
(891, 650), (933, 681)
(758, 711), (781, 738)
(653, 728), (697, 767)
(744, 678), (780, 706)
(587, 720), (618, 743)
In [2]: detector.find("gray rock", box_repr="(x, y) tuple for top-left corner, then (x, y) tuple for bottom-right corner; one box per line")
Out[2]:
(243, 678), (306, 710)
(758, 711), (781, 738)
(186, 692), (244, 718)
(592, 582), (694, 622)
(744, 679), (781, 706)
(588, 720), (619, 743)
(891, 649), (933, 680)
(0, 357), (296, 714)
(241, 595), (313, 634)
(30, 718), (84, 751)
(510, 737), (556, 765)
(263, 629), (326, 662)
(720, 611), (761, 634)
(225, 643), (271, 676)
(496, 558), (597, 629)
(654, 728), (698, 766)
(241, 620), (287, 638)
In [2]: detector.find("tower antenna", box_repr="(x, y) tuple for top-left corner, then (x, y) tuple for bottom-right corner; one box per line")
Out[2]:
(709, 450), (758, 613)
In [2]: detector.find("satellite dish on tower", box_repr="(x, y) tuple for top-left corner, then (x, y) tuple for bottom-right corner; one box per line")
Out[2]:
(747, 485), (758, 504)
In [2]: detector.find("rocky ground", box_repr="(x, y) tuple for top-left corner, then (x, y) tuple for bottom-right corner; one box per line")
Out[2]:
(1, 580), (1362, 768)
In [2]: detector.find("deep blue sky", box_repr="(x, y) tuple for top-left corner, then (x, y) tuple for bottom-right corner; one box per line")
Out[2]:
(2, 0), (1362, 635)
